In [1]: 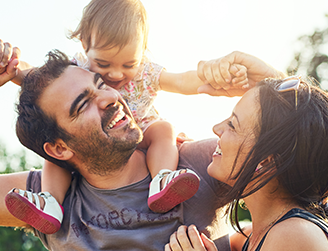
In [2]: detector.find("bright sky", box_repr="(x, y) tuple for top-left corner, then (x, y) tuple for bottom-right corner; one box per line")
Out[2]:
(1, 0), (328, 166)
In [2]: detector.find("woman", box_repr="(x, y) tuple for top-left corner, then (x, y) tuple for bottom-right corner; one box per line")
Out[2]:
(165, 76), (328, 251)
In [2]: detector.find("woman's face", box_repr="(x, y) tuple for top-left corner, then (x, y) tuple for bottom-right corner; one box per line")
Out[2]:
(207, 88), (259, 186)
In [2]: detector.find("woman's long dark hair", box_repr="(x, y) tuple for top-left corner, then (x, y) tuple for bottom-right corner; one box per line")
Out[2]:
(225, 77), (328, 233)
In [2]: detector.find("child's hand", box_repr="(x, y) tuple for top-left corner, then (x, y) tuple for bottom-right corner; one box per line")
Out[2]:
(176, 132), (194, 147)
(0, 40), (21, 87)
(229, 63), (249, 89)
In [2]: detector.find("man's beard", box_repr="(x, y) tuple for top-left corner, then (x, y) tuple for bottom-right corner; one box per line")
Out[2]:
(68, 116), (143, 176)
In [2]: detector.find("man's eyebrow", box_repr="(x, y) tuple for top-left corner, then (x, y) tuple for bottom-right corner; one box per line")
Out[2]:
(94, 73), (102, 85)
(69, 73), (102, 117)
(232, 112), (240, 127)
(69, 89), (89, 117)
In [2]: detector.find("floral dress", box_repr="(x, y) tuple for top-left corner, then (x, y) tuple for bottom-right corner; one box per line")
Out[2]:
(118, 61), (164, 131)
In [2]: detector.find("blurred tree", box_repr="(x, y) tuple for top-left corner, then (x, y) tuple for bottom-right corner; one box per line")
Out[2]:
(0, 143), (46, 251)
(287, 14), (328, 89)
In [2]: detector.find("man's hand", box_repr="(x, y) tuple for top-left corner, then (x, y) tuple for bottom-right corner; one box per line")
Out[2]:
(0, 40), (21, 86)
(197, 51), (286, 91)
(197, 84), (248, 97)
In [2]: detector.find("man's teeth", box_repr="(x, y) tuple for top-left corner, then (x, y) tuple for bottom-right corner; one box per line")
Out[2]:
(107, 110), (125, 129)
(215, 145), (222, 155)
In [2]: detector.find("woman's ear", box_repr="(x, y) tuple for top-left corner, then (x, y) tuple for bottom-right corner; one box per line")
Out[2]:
(43, 140), (74, 161)
(256, 155), (275, 172)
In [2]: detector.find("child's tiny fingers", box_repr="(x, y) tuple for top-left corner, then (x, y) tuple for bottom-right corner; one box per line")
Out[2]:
(232, 76), (248, 85)
(235, 66), (247, 78)
(230, 64), (246, 77)
(11, 47), (21, 61)
(0, 42), (13, 67)
(229, 65), (239, 76)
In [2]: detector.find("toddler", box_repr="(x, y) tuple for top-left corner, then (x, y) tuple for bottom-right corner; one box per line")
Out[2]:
(3, 0), (247, 234)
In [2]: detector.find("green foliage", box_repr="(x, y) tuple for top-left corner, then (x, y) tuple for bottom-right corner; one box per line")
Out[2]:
(0, 143), (45, 251)
(287, 14), (328, 89)
(0, 228), (47, 251)
(237, 203), (251, 221)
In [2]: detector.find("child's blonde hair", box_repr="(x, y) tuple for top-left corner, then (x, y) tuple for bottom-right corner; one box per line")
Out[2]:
(70, 0), (149, 53)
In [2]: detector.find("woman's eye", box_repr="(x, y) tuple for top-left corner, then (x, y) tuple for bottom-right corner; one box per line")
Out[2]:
(123, 65), (134, 69)
(228, 121), (235, 130)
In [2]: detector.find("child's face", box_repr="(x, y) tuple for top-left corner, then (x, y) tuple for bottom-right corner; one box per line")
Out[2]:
(85, 36), (144, 90)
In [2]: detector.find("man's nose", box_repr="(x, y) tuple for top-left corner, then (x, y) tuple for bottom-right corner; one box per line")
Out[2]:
(96, 88), (120, 110)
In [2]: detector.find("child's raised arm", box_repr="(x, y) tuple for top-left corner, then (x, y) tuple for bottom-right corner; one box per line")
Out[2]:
(158, 70), (204, 95)
(0, 40), (33, 87)
(158, 62), (248, 97)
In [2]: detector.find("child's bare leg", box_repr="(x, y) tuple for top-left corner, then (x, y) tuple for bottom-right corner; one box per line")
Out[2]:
(139, 121), (200, 213)
(138, 120), (178, 182)
(42, 160), (71, 206)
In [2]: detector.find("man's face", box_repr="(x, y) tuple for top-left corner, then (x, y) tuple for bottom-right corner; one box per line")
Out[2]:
(38, 66), (143, 175)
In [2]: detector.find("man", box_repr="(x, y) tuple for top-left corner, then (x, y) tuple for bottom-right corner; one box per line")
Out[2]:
(0, 50), (231, 250)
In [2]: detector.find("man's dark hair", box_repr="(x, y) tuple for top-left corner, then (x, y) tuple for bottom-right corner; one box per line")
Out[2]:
(16, 50), (76, 171)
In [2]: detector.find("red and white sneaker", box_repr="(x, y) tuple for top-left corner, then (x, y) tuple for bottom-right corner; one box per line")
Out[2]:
(5, 188), (64, 234)
(148, 169), (200, 213)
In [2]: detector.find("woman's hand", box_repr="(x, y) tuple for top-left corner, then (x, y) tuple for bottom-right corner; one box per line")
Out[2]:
(164, 225), (218, 251)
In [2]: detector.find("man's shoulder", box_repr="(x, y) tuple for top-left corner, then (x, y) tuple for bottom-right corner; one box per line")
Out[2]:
(177, 138), (218, 190)
(178, 138), (216, 166)
(179, 138), (216, 153)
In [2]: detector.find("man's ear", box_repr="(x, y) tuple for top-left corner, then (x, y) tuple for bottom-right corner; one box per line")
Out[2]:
(256, 155), (275, 172)
(43, 140), (74, 161)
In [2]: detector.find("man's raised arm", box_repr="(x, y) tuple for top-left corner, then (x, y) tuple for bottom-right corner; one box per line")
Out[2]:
(0, 171), (31, 228)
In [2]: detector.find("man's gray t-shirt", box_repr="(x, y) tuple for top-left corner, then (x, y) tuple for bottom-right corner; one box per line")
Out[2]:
(27, 139), (231, 250)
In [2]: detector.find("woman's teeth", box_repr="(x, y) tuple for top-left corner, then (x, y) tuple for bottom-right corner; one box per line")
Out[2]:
(107, 110), (125, 129)
(215, 145), (222, 155)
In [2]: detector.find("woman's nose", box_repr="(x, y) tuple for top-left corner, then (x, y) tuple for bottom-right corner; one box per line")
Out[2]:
(212, 122), (224, 137)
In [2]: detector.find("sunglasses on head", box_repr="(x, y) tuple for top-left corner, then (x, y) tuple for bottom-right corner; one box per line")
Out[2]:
(275, 76), (301, 110)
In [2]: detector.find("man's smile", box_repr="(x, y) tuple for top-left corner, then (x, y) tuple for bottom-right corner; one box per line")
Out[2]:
(107, 107), (127, 130)
(102, 102), (132, 133)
